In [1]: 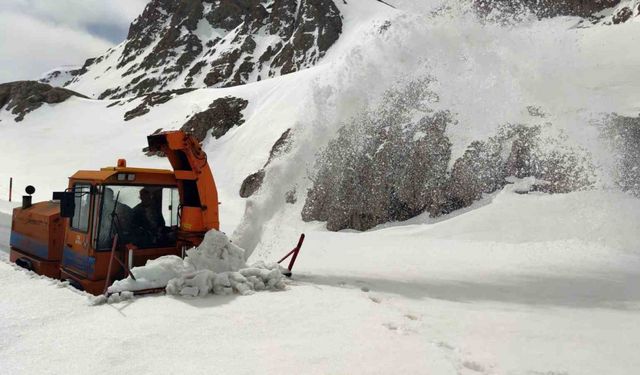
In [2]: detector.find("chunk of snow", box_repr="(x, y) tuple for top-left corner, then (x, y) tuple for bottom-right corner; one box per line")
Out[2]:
(185, 230), (246, 273)
(108, 230), (287, 298)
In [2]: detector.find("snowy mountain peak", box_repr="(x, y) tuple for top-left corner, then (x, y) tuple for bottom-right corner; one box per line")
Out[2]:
(44, 0), (343, 99)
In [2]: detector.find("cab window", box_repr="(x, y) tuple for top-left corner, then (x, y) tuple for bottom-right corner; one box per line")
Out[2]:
(71, 183), (91, 232)
(96, 185), (179, 250)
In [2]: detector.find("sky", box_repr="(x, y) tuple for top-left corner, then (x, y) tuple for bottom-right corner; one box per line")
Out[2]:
(0, 0), (149, 83)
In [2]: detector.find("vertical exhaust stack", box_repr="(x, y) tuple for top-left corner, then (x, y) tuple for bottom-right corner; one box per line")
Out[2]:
(22, 185), (35, 209)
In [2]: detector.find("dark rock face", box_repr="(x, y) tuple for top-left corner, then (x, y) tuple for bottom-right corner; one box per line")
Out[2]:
(301, 80), (452, 231)
(266, 128), (293, 164)
(604, 115), (640, 196)
(0, 81), (87, 122)
(302, 110), (453, 231)
(64, 0), (343, 99)
(304, 119), (596, 231)
(239, 169), (266, 198)
(239, 128), (293, 198)
(300, 79), (595, 231)
(285, 188), (297, 203)
(180, 96), (249, 142)
(612, 6), (633, 24)
(124, 88), (195, 121)
(444, 125), (595, 214)
(474, 0), (621, 19)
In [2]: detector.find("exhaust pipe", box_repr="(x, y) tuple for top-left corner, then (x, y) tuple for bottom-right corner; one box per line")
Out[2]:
(22, 185), (35, 209)
(22, 195), (32, 209)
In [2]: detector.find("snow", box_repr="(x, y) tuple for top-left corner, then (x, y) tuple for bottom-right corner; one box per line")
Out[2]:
(2, 187), (640, 374)
(1, 0), (640, 374)
(39, 65), (81, 87)
(107, 230), (286, 298)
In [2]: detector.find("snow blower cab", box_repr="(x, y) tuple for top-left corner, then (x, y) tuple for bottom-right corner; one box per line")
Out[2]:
(10, 131), (220, 295)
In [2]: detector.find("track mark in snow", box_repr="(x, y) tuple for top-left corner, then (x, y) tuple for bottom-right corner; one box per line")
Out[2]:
(404, 313), (418, 321)
(436, 341), (455, 350)
(461, 360), (486, 373)
(432, 340), (493, 375)
(369, 296), (382, 303)
(382, 322), (398, 331)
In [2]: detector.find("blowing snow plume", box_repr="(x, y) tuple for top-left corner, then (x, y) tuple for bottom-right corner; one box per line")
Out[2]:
(233, 0), (639, 241)
(302, 78), (597, 231)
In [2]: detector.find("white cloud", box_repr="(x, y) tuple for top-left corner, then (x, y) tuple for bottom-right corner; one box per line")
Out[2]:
(0, 0), (149, 83)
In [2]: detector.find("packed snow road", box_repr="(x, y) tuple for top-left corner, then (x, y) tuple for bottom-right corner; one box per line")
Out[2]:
(1, 189), (639, 375)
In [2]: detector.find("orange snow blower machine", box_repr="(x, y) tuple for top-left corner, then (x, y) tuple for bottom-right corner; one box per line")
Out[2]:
(9, 131), (305, 295)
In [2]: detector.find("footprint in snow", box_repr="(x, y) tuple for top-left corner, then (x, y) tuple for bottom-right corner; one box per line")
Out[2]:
(369, 296), (381, 303)
(462, 360), (485, 373)
(404, 313), (418, 321)
(382, 322), (398, 331)
(436, 341), (454, 350)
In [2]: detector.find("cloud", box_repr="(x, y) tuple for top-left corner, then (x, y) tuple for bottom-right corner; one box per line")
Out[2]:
(0, 0), (149, 83)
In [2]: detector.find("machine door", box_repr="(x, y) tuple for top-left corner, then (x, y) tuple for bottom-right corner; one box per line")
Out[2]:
(95, 185), (179, 251)
(62, 183), (95, 277)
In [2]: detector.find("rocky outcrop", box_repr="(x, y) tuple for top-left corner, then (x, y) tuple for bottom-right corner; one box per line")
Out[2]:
(239, 170), (266, 198)
(604, 115), (640, 197)
(612, 6), (633, 23)
(443, 125), (595, 214)
(142, 95), (248, 156)
(239, 128), (293, 198)
(0, 81), (87, 122)
(303, 118), (596, 231)
(180, 96), (249, 142)
(302, 110), (453, 231)
(300, 79), (595, 231)
(301, 80), (451, 231)
(474, 0), (621, 19)
(63, 0), (343, 99)
(124, 88), (194, 121)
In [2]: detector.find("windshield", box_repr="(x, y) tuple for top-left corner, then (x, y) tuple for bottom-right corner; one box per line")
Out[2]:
(97, 185), (179, 250)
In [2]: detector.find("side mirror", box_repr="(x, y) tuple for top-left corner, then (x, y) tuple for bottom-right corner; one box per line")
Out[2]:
(53, 191), (75, 218)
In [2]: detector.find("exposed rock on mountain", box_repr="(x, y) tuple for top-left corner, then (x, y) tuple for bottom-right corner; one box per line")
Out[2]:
(53, 0), (343, 99)
(612, 5), (634, 23)
(301, 80), (596, 231)
(304, 118), (596, 231)
(239, 128), (293, 198)
(181, 96), (249, 142)
(239, 169), (266, 198)
(301, 80), (451, 231)
(124, 88), (195, 121)
(474, 0), (623, 19)
(445, 124), (595, 213)
(141, 96), (248, 156)
(604, 115), (640, 196)
(0, 81), (87, 122)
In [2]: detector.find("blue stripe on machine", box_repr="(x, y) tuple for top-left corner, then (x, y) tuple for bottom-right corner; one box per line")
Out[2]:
(62, 247), (95, 277)
(10, 231), (49, 259)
